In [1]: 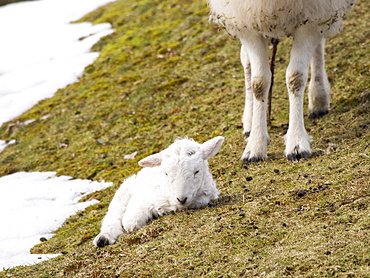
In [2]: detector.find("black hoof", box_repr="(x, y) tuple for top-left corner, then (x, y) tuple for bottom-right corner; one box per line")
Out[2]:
(248, 156), (263, 163)
(244, 131), (251, 137)
(287, 147), (310, 161)
(96, 236), (110, 247)
(242, 159), (249, 169)
(309, 110), (328, 119)
(242, 155), (263, 168)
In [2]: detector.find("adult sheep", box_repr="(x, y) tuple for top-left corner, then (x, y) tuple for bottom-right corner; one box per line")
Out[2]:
(208, 0), (355, 163)
(93, 136), (224, 247)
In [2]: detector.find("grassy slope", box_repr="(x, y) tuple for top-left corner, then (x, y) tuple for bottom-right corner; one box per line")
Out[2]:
(0, 0), (369, 277)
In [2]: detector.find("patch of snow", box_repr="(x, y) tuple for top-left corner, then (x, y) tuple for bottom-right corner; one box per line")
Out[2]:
(0, 0), (116, 127)
(0, 139), (16, 152)
(0, 172), (112, 270)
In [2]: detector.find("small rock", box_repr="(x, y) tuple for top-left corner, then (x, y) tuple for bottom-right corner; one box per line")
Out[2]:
(295, 188), (307, 197)
(246, 176), (253, 181)
(273, 169), (280, 174)
(325, 251), (332, 255)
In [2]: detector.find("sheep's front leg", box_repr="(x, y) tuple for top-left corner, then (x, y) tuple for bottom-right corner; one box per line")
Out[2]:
(308, 38), (330, 119)
(240, 35), (271, 164)
(241, 44), (253, 137)
(285, 27), (322, 161)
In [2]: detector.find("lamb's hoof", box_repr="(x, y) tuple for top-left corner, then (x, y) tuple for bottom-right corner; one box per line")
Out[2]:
(309, 110), (328, 119)
(95, 236), (111, 247)
(286, 146), (310, 161)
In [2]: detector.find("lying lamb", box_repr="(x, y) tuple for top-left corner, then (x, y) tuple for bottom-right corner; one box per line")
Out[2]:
(208, 0), (355, 163)
(93, 136), (224, 247)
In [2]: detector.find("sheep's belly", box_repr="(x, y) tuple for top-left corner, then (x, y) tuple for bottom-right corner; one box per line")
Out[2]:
(208, 0), (355, 38)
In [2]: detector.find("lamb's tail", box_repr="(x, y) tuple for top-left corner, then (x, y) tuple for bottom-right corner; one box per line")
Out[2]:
(267, 38), (279, 126)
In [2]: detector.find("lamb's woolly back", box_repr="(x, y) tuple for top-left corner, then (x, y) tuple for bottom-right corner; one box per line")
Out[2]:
(209, 0), (355, 38)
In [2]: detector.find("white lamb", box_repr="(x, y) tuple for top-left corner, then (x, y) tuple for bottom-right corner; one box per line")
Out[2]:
(208, 0), (355, 163)
(93, 136), (224, 247)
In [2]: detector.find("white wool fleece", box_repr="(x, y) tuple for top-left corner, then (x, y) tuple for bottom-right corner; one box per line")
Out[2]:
(207, 0), (355, 163)
(209, 0), (355, 38)
(93, 136), (224, 247)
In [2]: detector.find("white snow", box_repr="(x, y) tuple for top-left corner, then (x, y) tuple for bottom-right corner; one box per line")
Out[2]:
(0, 0), (118, 271)
(0, 139), (16, 152)
(0, 172), (112, 270)
(0, 0), (116, 126)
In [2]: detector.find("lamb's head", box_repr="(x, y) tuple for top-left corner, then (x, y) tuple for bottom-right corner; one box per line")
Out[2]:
(138, 136), (224, 206)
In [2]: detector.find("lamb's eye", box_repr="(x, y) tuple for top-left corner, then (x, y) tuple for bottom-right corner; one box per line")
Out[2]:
(194, 170), (199, 175)
(165, 173), (168, 176)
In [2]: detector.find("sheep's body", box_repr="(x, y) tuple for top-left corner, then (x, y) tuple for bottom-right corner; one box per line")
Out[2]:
(208, 0), (355, 162)
(209, 0), (354, 38)
(93, 136), (224, 247)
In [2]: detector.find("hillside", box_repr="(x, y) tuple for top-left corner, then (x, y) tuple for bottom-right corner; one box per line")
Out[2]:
(0, 0), (369, 277)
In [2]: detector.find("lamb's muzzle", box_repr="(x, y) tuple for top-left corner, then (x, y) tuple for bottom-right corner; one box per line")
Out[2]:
(177, 197), (188, 205)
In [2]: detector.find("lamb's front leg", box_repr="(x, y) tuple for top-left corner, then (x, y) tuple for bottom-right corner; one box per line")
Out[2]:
(93, 185), (131, 247)
(240, 34), (271, 164)
(285, 27), (322, 161)
(122, 196), (157, 233)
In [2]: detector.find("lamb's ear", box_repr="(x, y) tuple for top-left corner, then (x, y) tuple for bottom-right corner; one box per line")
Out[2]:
(138, 153), (162, 167)
(201, 136), (224, 160)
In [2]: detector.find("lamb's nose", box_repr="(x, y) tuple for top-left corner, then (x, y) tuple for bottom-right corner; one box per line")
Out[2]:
(177, 197), (188, 205)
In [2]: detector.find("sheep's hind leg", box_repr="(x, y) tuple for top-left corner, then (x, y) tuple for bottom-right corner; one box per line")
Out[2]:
(308, 38), (330, 119)
(241, 44), (253, 137)
(240, 35), (271, 164)
(285, 27), (322, 161)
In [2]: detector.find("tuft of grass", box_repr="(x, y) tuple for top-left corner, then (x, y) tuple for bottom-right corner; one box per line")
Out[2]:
(0, 0), (369, 277)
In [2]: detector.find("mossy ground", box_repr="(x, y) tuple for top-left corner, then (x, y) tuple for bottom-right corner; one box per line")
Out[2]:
(0, 0), (369, 277)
